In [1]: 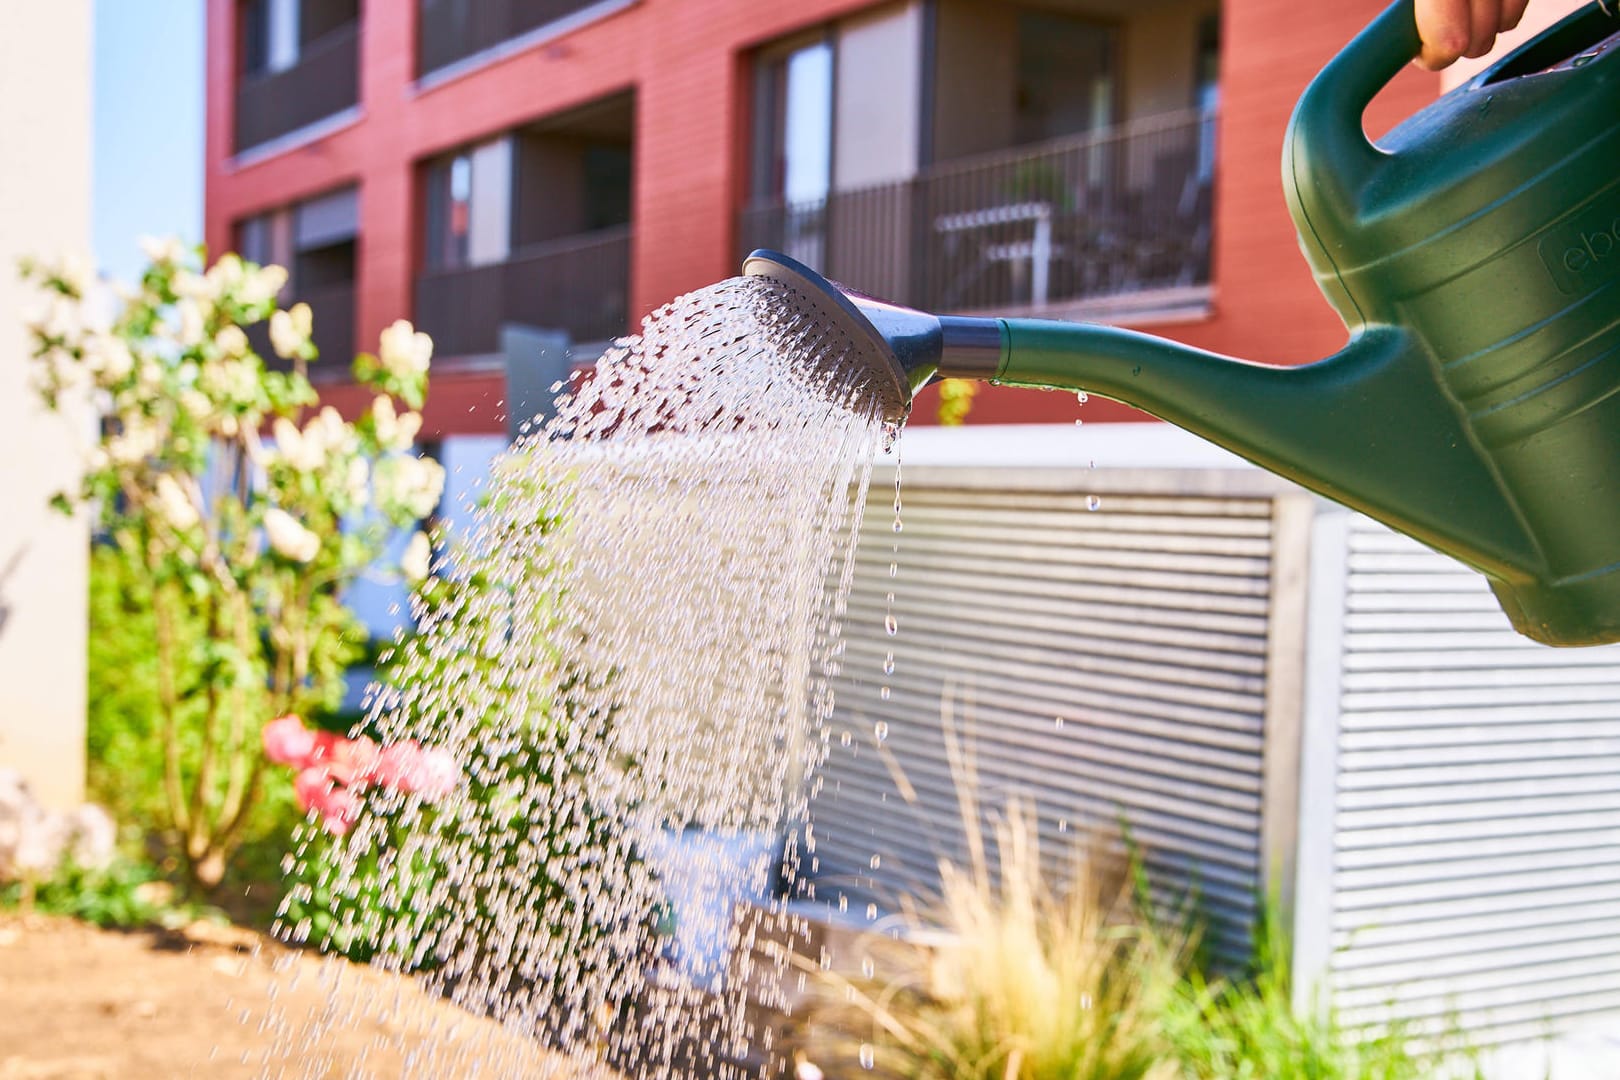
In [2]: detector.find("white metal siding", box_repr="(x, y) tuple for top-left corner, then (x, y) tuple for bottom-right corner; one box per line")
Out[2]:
(1329, 515), (1620, 1043)
(805, 468), (1286, 963)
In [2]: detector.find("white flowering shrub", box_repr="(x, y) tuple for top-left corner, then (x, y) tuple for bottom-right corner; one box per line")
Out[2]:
(20, 240), (445, 889)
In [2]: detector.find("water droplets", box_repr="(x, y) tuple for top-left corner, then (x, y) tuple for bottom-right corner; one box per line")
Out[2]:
(873, 720), (889, 744)
(1086, 494), (1102, 512)
(263, 275), (893, 1077)
(884, 613), (898, 636)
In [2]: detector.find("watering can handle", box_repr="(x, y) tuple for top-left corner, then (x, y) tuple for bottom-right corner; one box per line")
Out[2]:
(1287, 0), (1423, 206)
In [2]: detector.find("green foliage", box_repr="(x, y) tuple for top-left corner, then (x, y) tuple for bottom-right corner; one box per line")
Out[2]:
(280, 484), (642, 972)
(0, 852), (220, 930)
(1162, 900), (1481, 1080)
(800, 807), (1476, 1079)
(84, 543), (331, 909)
(22, 243), (441, 889)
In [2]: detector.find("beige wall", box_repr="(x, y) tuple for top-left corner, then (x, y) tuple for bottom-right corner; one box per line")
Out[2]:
(833, 2), (924, 191)
(0, 2), (91, 809)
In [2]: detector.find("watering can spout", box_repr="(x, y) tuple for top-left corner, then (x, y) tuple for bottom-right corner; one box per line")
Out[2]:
(742, 247), (1541, 587)
(990, 319), (1541, 582)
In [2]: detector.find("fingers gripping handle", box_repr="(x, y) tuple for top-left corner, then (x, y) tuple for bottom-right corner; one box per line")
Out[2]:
(1286, 0), (1422, 214)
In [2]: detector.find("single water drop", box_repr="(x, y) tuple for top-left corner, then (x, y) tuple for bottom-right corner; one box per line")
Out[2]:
(1058, 819), (1069, 832)
(1074, 418), (1084, 426)
(861, 957), (876, 979)
(1076, 390), (1089, 404)
(888, 561), (898, 578)
(860, 1044), (875, 1070)
(866, 902), (878, 920)
(1086, 494), (1102, 512)
(840, 730), (852, 748)
(882, 651), (895, 675)
(884, 613), (898, 636)
(869, 854), (881, 870)
(874, 720), (889, 743)
(879, 686), (890, 701)
(1055, 716), (1065, 730)
(891, 517), (903, 533)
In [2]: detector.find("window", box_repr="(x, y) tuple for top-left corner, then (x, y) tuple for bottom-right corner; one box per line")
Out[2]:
(425, 153), (474, 271)
(239, 0), (360, 79)
(751, 36), (834, 205)
(1194, 14), (1220, 182)
(1014, 13), (1117, 147)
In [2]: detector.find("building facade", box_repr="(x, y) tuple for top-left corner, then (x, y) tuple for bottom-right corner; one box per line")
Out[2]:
(205, 0), (1440, 439)
(0, 1), (91, 809)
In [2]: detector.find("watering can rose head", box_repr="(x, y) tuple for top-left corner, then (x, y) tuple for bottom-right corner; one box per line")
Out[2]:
(263, 714), (459, 835)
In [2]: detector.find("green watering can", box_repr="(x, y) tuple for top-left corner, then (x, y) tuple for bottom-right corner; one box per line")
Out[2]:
(745, 0), (1620, 646)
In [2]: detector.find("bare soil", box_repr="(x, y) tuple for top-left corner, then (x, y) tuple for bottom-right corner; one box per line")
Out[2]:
(0, 914), (608, 1079)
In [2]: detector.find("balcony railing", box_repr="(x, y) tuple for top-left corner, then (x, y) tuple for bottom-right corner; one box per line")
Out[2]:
(418, 0), (618, 77)
(414, 225), (631, 358)
(738, 108), (1215, 317)
(235, 21), (360, 152)
(250, 283), (356, 375)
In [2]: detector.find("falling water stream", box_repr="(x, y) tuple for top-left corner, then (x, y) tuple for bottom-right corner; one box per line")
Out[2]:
(261, 276), (902, 1077)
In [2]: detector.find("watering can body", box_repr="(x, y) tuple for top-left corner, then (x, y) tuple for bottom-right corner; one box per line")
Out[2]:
(1272, 0), (1620, 644)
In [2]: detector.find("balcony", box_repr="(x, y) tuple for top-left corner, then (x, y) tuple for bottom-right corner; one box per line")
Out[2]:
(738, 109), (1215, 320)
(414, 225), (631, 359)
(234, 20), (360, 153)
(250, 283), (356, 376)
(417, 0), (625, 78)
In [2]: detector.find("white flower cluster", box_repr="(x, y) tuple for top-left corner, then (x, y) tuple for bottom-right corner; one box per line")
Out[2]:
(153, 474), (201, 533)
(370, 394), (422, 453)
(379, 319), (433, 380)
(0, 769), (115, 882)
(263, 506), (322, 563)
(271, 406), (356, 475)
(373, 453), (446, 521)
(401, 530), (432, 583)
(270, 302), (313, 360)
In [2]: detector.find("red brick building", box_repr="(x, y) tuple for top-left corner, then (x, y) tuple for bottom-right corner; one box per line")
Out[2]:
(206, 0), (1441, 438)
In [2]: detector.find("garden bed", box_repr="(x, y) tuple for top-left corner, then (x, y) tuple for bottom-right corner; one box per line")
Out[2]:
(0, 914), (606, 1078)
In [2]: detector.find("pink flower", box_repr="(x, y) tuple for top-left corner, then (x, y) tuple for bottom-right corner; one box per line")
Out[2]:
(312, 732), (379, 787)
(293, 766), (362, 836)
(373, 741), (459, 800)
(263, 714), (318, 767)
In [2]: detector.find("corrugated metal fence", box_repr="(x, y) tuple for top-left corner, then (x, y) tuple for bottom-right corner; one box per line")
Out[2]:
(805, 466), (1308, 965)
(1307, 513), (1620, 1044)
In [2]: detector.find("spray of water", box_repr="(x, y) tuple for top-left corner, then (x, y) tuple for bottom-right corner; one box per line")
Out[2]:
(264, 276), (894, 1077)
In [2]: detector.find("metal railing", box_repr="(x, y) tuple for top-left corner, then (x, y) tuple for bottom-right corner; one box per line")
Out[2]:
(738, 108), (1215, 316)
(417, 0), (615, 76)
(234, 21), (360, 152)
(249, 283), (357, 374)
(414, 225), (631, 357)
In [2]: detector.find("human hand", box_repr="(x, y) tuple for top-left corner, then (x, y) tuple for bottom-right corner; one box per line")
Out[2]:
(1415, 0), (1532, 69)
